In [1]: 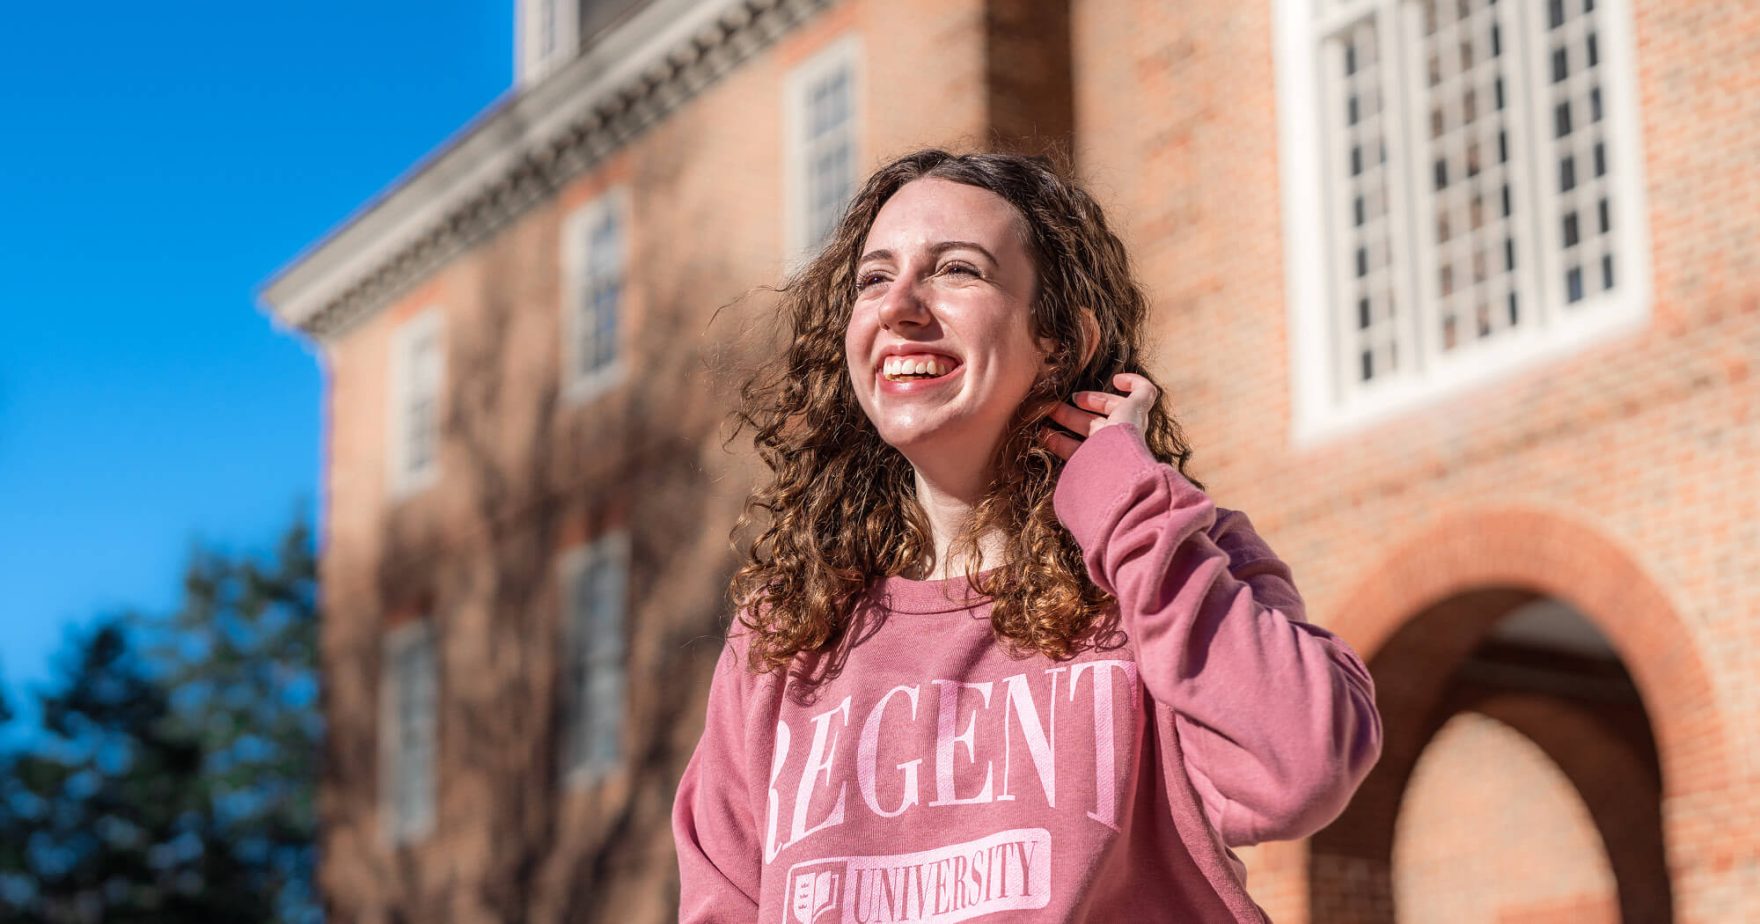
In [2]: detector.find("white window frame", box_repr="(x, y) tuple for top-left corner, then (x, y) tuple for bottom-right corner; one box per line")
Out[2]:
(560, 187), (630, 405)
(379, 620), (438, 846)
(558, 532), (630, 786)
(517, 0), (579, 87)
(387, 308), (444, 499)
(783, 34), (863, 272)
(1274, 0), (1651, 449)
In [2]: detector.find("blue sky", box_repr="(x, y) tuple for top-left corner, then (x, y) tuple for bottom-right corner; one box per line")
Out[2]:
(0, 2), (510, 716)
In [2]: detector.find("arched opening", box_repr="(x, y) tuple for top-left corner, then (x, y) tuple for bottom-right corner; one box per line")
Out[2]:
(1390, 596), (1673, 921)
(1311, 591), (1671, 922)
(1302, 506), (1728, 924)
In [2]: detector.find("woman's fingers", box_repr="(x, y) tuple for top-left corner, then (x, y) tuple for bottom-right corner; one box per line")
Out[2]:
(1042, 374), (1160, 461)
(1111, 373), (1157, 431)
(1072, 390), (1119, 414)
(1048, 400), (1103, 436)
(1114, 372), (1157, 405)
(1038, 426), (1083, 461)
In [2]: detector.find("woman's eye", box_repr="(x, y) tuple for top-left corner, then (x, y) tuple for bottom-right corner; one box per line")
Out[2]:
(856, 273), (888, 290)
(942, 262), (980, 278)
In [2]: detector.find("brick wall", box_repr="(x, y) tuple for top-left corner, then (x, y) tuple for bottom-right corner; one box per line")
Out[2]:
(301, 0), (1759, 918)
(1069, 0), (1759, 918)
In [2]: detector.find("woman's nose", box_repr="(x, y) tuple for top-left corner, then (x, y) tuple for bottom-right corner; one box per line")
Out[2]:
(877, 274), (932, 331)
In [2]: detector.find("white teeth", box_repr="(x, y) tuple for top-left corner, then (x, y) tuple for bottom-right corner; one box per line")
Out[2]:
(881, 355), (952, 380)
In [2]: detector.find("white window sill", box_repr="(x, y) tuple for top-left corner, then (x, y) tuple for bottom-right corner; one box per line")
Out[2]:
(1290, 290), (1650, 451)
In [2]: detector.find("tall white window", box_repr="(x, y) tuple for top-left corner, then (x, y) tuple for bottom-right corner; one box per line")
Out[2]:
(785, 36), (862, 266)
(558, 533), (628, 784)
(388, 308), (443, 497)
(1277, 0), (1649, 443)
(518, 0), (579, 86)
(561, 189), (628, 403)
(380, 621), (438, 844)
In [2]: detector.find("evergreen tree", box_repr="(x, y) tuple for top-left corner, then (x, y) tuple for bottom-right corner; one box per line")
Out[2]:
(0, 620), (271, 922)
(145, 515), (321, 923)
(0, 514), (321, 922)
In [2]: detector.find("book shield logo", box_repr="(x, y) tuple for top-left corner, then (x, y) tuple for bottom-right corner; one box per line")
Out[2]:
(787, 861), (844, 924)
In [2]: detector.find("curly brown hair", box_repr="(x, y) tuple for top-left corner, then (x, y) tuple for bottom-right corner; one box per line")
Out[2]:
(726, 147), (1204, 675)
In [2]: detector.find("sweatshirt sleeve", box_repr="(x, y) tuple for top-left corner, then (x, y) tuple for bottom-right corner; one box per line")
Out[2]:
(1051, 423), (1383, 847)
(672, 634), (762, 921)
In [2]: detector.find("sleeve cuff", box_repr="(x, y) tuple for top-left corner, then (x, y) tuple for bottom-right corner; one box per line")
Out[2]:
(1052, 422), (1207, 545)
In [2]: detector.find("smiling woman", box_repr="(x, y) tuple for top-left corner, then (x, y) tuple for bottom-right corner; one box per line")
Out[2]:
(674, 149), (1384, 923)
(727, 151), (1206, 671)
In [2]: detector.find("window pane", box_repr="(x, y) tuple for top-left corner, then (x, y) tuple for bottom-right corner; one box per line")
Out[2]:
(587, 556), (625, 653)
(574, 202), (623, 380)
(563, 541), (627, 777)
(1306, 0), (1635, 414)
(1415, 0), (1528, 354)
(801, 59), (855, 250)
(386, 628), (436, 838)
(399, 323), (441, 482)
(1536, 0), (1621, 303)
(1326, 17), (1402, 384)
(587, 668), (623, 764)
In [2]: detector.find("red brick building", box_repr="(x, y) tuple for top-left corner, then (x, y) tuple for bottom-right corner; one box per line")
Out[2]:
(259, 0), (1757, 919)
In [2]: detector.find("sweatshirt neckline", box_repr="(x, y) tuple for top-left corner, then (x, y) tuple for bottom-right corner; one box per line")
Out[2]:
(870, 567), (1002, 614)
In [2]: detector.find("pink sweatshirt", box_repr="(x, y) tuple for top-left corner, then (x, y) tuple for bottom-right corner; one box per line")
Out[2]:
(673, 423), (1383, 922)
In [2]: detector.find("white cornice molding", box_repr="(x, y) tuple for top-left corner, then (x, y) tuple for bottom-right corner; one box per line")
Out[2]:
(259, 0), (833, 341)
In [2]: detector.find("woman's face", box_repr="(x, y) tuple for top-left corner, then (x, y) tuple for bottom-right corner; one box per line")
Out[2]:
(844, 177), (1053, 463)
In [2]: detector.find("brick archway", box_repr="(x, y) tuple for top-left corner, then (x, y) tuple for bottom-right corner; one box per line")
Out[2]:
(1305, 506), (1726, 923)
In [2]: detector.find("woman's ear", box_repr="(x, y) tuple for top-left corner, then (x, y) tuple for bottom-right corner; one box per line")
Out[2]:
(1037, 307), (1103, 373)
(1074, 306), (1101, 370)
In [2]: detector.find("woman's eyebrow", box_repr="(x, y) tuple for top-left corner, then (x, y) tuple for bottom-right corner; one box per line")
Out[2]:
(857, 240), (1000, 266)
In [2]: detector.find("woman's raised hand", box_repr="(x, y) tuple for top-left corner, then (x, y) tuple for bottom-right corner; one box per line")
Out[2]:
(1039, 372), (1158, 461)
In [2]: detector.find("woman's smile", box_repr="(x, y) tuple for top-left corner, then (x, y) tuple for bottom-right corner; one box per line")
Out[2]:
(877, 364), (962, 395)
(875, 349), (965, 395)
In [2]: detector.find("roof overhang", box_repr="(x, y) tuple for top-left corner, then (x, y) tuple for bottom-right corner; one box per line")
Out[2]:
(258, 0), (831, 342)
